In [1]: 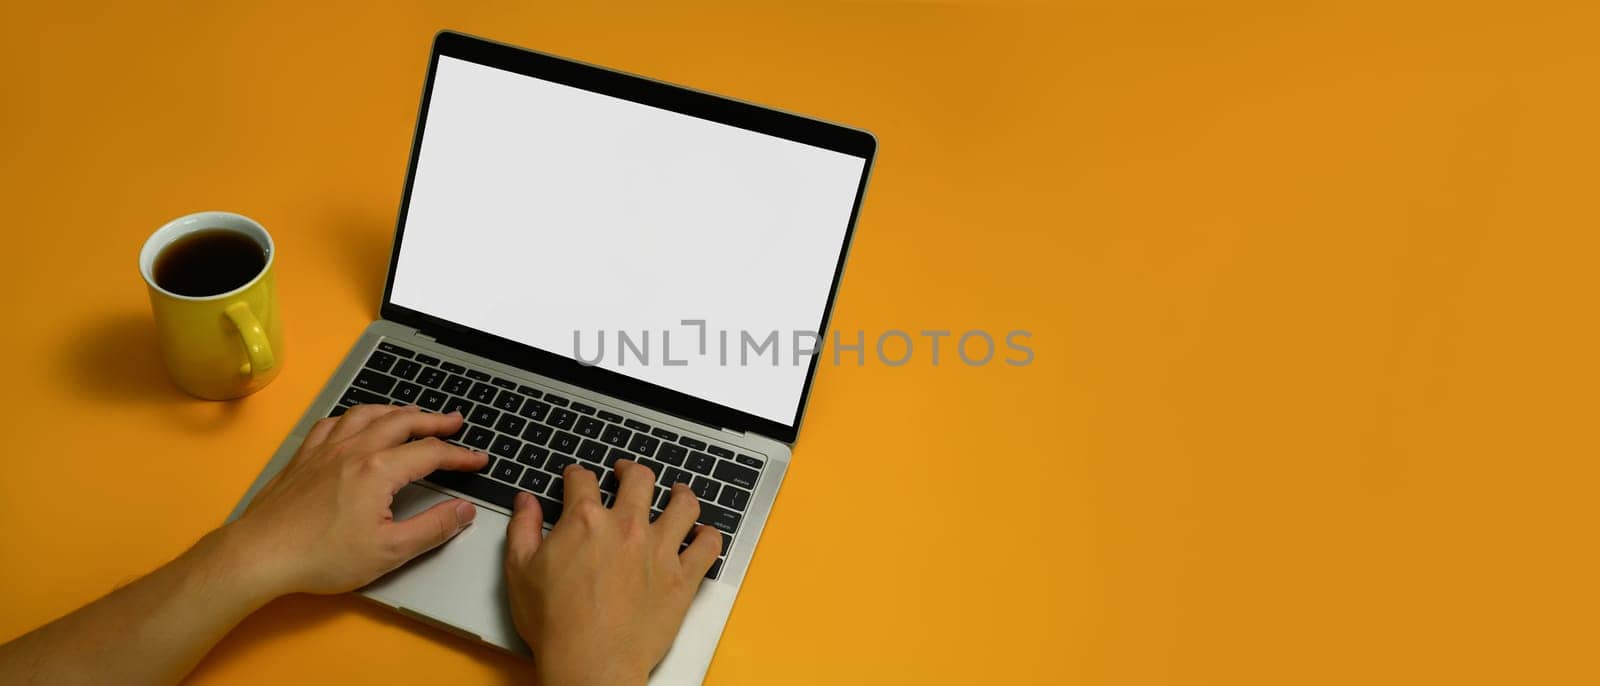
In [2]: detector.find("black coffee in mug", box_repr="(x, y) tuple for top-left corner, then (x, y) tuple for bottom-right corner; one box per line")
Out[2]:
(152, 229), (267, 297)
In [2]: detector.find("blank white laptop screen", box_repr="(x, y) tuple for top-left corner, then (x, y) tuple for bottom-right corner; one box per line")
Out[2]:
(391, 56), (867, 425)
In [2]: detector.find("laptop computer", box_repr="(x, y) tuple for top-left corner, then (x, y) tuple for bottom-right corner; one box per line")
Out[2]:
(226, 31), (875, 683)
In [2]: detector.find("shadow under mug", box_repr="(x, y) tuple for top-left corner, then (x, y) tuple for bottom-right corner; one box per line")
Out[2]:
(139, 211), (284, 400)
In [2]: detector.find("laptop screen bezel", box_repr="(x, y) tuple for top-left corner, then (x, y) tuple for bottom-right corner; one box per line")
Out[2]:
(379, 31), (876, 444)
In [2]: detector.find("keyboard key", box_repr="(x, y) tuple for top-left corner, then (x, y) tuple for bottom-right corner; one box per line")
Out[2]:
(577, 439), (607, 462)
(705, 558), (723, 580)
(328, 405), (349, 417)
(416, 368), (446, 388)
(575, 416), (604, 438)
(494, 389), (523, 412)
(600, 424), (632, 447)
(550, 431), (580, 454)
(517, 384), (543, 398)
(353, 369), (397, 394)
(600, 472), (620, 495)
(690, 476), (720, 501)
(364, 350), (397, 372)
(469, 405), (500, 427)
(686, 451), (715, 475)
(340, 386), (390, 406)
(418, 389), (447, 411)
(544, 393), (569, 407)
(468, 382), (497, 403)
(522, 423), (552, 445)
(637, 458), (664, 479)
(571, 401), (596, 415)
(679, 436), (707, 451)
(624, 419), (650, 432)
(491, 376), (517, 390)
(713, 461), (759, 490)
(441, 397), (474, 417)
(478, 456), (494, 474)
(492, 460), (524, 484)
(605, 447), (631, 467)
(549, 408), (576, 430)
(491, 434), (522, 459)
(378, 342), (414, 358)
(657, 443), (687, 466)
(517, 444), (549, 468)
(443, 374), (471, 395)
(422, 369), (454, 394)
(697, 500), (741, 535)
(576, 462), (603, 479)
(496, 413), (527, 436)
(597, 410), (624, 423)
(466, 370), (491, 382)
(651, 427), (678, 441)
(416, 353), (441, 366)
(660, 466), (692, 486)
(545, 453), (576, 474)
(440, 361), (466, 374)
(519, 399), (551, 422)
(549, 477), (563, 498)
(392, 381), (421, 403)
(707, 445), (734, 459)
(464, 426), (494, 449)
(657, 489), (673, 509)
(736, 454), (764, 469)
(717, 485), (751, 511)
(519, 468), (551, 493)
(627, 433), (659, 456)
(392, 359), (422, 381)
(423, 470), (561, 526)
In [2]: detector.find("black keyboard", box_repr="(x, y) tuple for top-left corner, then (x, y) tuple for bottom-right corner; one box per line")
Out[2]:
(328, 339), (766, 580)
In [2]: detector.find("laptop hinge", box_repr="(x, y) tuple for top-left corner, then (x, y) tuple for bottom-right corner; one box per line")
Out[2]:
(412, 330), (437, 342)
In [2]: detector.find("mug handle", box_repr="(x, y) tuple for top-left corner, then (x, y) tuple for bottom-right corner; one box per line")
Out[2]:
(224, 302), (275, 379)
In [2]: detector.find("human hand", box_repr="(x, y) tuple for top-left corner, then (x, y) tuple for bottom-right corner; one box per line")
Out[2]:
(225, 404), (488, 597)
(504, 460), (722, 686)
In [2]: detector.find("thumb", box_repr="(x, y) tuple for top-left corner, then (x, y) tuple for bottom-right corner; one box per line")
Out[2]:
(505, 492), (544, 567)
(388, 498), (477, 561)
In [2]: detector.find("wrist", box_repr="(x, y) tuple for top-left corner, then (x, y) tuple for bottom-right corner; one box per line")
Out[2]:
(189, 522), (297, 607)
(534, 645), (649, 686)
(536, 666), (647, 686)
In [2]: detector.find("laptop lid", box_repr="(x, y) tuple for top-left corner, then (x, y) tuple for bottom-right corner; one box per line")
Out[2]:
(380, 31), (876, 444)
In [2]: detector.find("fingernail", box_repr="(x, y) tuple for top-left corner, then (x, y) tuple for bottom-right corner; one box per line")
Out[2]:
(454, 500), (476, 528)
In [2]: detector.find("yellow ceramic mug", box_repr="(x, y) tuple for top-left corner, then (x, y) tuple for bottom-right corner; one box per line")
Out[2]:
(139, 211), (284, 400)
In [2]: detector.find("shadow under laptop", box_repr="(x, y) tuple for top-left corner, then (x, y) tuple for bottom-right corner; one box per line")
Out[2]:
(189, 593), (536, 685)
(57, 311), (246, 433)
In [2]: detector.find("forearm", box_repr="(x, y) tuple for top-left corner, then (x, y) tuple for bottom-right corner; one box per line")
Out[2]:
(0, 524), (284, 685)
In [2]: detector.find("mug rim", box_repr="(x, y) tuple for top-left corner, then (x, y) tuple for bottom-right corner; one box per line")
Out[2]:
(140, 211), (276, 302)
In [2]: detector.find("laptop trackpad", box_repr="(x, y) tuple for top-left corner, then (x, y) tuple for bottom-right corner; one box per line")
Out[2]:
(361, 483), (527, 654)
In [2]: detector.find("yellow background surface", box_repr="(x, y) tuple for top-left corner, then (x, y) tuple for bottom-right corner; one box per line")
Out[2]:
(2, 1), (1597, 683)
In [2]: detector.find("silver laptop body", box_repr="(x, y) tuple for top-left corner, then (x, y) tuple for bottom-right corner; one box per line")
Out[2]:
(227, 31), (875, 685)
